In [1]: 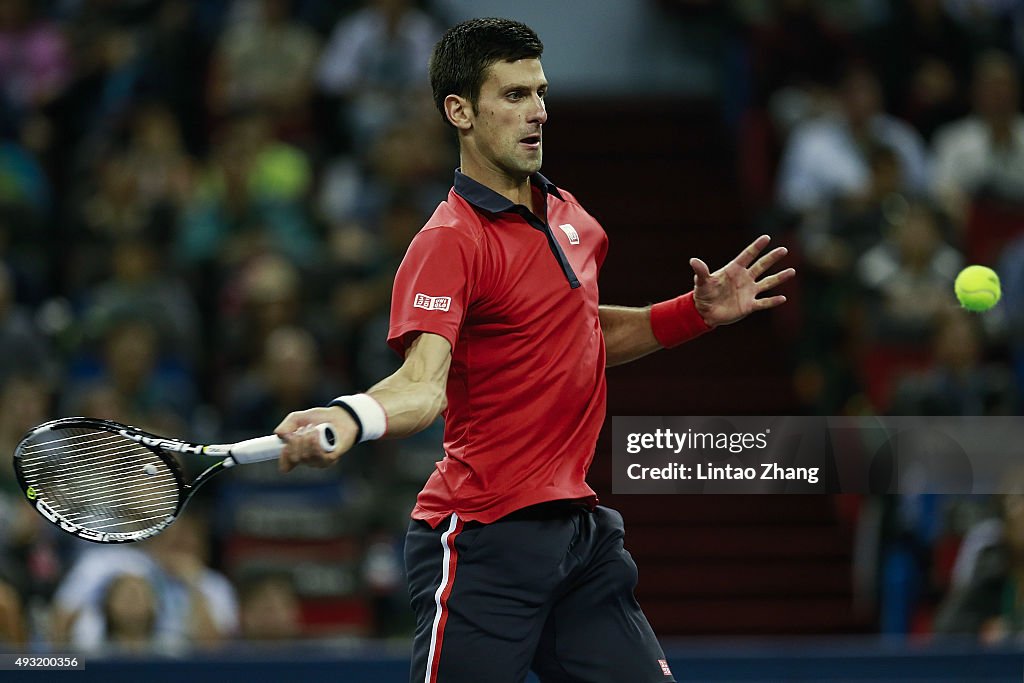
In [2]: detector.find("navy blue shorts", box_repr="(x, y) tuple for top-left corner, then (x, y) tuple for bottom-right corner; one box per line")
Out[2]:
(405, 502), (676, 683)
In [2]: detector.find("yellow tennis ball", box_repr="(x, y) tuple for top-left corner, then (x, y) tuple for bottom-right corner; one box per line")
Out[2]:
(954, 265), (1001, 312)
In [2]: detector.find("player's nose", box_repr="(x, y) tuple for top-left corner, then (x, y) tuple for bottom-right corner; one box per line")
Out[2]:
(528, 95), (547, 125)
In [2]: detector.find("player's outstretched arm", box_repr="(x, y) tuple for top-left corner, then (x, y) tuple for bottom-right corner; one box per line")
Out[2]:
(599, 305), (662, 367)
(274, 333), (452, 472)
(599, 235), (794, 367)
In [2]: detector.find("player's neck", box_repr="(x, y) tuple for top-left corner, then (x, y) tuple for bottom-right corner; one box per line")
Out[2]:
(459, 157), (534, 210)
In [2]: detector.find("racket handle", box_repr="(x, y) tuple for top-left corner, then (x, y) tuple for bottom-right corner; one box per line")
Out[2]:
(222, 423), (337, 465)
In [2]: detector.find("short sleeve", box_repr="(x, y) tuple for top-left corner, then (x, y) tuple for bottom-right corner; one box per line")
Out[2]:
(387, 226), (477, 356)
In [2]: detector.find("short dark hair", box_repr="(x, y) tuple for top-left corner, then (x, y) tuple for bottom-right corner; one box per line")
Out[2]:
(429, 18), (544, 127)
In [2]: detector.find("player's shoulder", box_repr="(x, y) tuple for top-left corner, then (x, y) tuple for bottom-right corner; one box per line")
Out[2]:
(550, 184), (603, 229)
(420, 192), (489, 240)
(552, 184), (586, 210)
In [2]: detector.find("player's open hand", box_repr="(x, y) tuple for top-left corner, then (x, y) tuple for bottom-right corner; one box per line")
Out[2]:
(691, 234), (795, 327)
(274, 406), (357, 473)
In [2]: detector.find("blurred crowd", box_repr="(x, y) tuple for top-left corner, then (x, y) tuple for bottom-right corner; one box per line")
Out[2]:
(1, 0), (1024, 657)
(0, 0), (453, 653)
(732, 0), (1024, 643)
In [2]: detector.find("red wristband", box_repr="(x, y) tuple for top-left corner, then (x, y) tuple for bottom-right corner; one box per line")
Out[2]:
(650, 292), (713, 348)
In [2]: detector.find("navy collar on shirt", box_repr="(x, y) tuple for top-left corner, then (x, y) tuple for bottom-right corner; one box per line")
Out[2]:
(451, 169), (579, 289)
(453, 169), (564, 214)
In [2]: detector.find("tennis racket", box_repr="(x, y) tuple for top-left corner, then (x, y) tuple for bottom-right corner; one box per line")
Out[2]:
(12, 417), (335, 544)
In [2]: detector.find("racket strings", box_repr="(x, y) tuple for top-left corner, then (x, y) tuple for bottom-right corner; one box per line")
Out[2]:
(17, 427), (180, 534)
(22, 454), (178, 528)
(22, 451), (176, 493)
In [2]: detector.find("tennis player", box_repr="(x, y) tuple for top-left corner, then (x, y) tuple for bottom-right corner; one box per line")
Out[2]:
(277, 17), (794, 683)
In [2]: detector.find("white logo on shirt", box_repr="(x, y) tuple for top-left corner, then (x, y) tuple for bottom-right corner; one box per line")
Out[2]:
(413, 293), (452, 312)
(558, 223), (580, 245)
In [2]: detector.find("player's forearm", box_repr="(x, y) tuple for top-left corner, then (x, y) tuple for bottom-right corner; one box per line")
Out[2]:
(281, 335), (450, 467)
(599, 305), (662, 367)
(365, 359), (448, 437)
(600, 294), (714, 367)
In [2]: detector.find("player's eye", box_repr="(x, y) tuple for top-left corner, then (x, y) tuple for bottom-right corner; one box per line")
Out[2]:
(507, 91), (523, 101)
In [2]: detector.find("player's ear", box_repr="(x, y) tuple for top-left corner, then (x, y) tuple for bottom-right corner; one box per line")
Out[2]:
(444, 94), (473, 131)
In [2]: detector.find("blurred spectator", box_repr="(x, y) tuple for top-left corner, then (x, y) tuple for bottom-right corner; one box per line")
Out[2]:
(0, 374), (49, 472)
(0, 374), (65, 610)
(330, 198), (426, 387)
(78, 235), (202, 367)
(222, 325), (339, 438)
(0, 120), (52, 217)
(944, 0), (1024, 59)
(208, 0), (320, 133)
(935, 478), (1024, 641)
(745, 0), (855, 128)
(0, 262), (53, 384)
(58, 12), (150, 145)
(799, 144), (907, 278)
(69, 139), (178, 290)
(318, 109), (451, 258)
(857, 201), (962, 342)
(79, 151), (150, 240)
(97, 573), (164, 655)
(135, 1), (213, 155)
(787, 145), (903, 414)
(176, 110), (317, 269)
(864, 0), (973, 140)
(931, 50), (1024, 224)
(52, 513), (237, 651)
(217, 253), (306, 376)
(0, 112), (53, 298)
(146, 514), (236, 649)
(889, 308), (1017, 415)
(0, 0), (71, 119)
(51, 547), (151, 649)
(316, 0), (440, 149)
(237, 573), (301, 641)
(777, 64), (930, 216)
(64, 317), (197, 434)
(0, 578), (25, 647)
(120, 102), (194, 214)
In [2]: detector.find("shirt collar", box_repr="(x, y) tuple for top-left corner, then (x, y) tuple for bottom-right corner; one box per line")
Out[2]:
(453, 169), (564, 215)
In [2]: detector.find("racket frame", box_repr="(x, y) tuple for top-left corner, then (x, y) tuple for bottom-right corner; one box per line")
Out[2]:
(15, 418), (236, 544)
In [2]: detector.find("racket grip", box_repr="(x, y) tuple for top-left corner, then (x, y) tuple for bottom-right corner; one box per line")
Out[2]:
(226, 423), (337, 465)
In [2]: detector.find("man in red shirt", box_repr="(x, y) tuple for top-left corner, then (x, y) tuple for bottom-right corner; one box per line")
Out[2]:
(277, 17), (794, 683)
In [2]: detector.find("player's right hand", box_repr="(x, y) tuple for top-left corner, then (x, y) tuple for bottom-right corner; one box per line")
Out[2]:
(275, 406), (358, 473)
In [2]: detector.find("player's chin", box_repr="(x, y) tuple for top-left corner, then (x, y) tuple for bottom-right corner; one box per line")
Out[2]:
(515, 152), (543, 174)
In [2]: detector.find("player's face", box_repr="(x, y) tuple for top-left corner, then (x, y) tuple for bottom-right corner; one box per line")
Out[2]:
(469, 58), (548, 180)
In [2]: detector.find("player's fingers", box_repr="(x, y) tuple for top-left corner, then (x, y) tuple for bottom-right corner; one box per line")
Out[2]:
(755, 267), (796, 293)
(753, 294), (788, 310)
(279, 445), (296, 473)
(274, 410), (317, 439)
(749, 246), (788, 279)
(279, 432), (313, 473)
(731, 234), (771, 269)
(690, 257), (711, 283)
(274, 412), (302, 438)
(296, 426), (333, 464)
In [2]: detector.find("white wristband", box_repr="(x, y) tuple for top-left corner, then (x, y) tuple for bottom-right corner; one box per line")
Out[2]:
(329, 394), (387, 442)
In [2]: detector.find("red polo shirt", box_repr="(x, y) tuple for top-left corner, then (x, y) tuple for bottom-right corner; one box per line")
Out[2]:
(388, 170), (607, 527)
